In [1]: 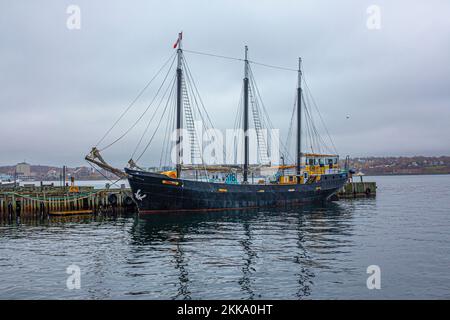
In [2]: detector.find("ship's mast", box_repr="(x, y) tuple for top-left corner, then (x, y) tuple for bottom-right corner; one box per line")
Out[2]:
(176, 33), (183, 178)
(296, 57), (302, 181)
(243, 46), (249, 183)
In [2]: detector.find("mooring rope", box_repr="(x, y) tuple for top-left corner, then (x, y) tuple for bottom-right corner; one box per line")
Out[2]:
(2, 190), (103, 203)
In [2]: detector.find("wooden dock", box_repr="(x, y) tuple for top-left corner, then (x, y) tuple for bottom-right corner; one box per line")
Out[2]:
(0, 185), (136, 217)
(337, 181), (377, 198)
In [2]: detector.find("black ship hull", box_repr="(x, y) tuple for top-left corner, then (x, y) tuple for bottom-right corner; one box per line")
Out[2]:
(125, 168), (348, 214)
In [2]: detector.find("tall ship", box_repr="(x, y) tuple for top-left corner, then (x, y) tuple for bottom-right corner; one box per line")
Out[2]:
(86, 33), (348, 213)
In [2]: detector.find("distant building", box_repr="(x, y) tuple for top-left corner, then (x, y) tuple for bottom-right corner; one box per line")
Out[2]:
(0, 173), (13, 181)
(46, 169), (60, 180)
(16, 162), (31, 176)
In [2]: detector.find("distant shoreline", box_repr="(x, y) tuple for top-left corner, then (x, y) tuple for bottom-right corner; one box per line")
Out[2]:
(362, 172), (450, 177)
(12, 172), (450, 183)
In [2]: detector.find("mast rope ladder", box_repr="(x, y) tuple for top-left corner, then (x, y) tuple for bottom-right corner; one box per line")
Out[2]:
(248, 84), (270, 165)
(181, 75), (202, 164)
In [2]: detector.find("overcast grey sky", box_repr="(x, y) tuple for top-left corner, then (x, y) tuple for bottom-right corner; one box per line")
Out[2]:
(1, 0), (449, 167)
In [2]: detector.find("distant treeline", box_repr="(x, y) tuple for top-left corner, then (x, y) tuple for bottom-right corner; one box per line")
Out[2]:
(1, 155), (450, 179)
(0, 164), (115, 180)
(343, 156), (450, 175)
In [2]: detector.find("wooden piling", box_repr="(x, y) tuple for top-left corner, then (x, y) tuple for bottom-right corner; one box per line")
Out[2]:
(338, 181), (377, 198)
(0, 186), (135, 216)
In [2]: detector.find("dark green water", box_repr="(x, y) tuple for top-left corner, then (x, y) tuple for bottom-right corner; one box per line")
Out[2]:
(1, 175), (449, 299)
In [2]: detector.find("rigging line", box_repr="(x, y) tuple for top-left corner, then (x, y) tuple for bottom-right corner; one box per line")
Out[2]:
(303, 106), (311, 154)
(233, 83), (244, 132)
(304, 91), (331, 154)
(303, 99), (316, 153)
(249, 76), (269, 162)
(305, 97), (326, 154)
(248, 66), (274, 128)
(303, 104), (314, 153)
(85, 160), (123, 188)
(160, 85), (175, 168)
(307, 86), (336, 155)
(248, 65), (292, 159)
(180, 65), (213, 185)
(303, 82), (327, 153)
(305, 104), (321, 153)
(183, 68), (207, 168)
(160, 90), (174, 168)
(184, 68), (215, 183)
(96, 52), (176, 147)
(169, 89), (177, 166)
(166, 91), (176, 167)
(182, 62), (204, 154)
(183, 57), (228, 173)
(184, 48), (297, 72)
(287, 95), (298, 159)
(284, 97), (297, 164)
(169, 88), (177, 166)
(131, 73), (177, 159)
(249, 60), (297, 72)
(249, 71), (274, 163)
(303, 94), (315, 150)
(302, 74), (338, 154)
(182, 60), (206, 137)
(182, 54), (216, 131)
(182, 59), (209, 133)
(237, 85), (244, 164)
(136, 76), (176, 162)
(184, 49), (297, 162)
(233, 83), (244, 165)
(183, 49), (243, 62)
(100, 55), (177, 152)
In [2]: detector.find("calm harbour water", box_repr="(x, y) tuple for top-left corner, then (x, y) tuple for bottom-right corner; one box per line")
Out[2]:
(1, 175), (449, 299)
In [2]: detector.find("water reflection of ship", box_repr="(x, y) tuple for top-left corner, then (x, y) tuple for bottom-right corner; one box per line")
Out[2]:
(170, 233), (191, 300)
(238, 218), (258, 299)
(128, 203), (355, 299)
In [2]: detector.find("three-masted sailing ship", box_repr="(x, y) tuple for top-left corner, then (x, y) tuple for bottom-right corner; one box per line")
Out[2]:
(86, 33), (348, 213)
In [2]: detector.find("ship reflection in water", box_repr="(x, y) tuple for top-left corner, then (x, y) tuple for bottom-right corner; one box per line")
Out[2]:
(1, 175), (450, 299)
(126, 203), (356, 300)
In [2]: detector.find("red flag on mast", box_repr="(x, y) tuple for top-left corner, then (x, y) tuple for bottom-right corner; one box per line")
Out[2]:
(173, 32), (183, 49)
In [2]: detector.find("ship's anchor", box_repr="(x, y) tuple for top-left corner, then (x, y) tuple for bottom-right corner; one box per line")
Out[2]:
(134, 189), (147, 201)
